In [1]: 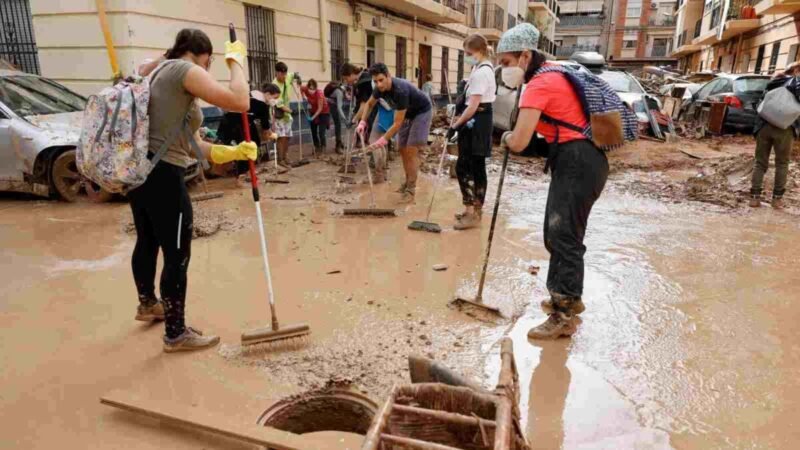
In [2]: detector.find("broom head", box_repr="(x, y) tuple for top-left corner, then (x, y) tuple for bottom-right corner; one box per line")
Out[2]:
(343, 208), (397, 217)
(408, 221), (442, 233)
(241, 323), (311, 346)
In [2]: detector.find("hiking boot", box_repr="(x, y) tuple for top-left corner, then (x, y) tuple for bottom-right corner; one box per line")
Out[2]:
(527, 312), (579, 340)
(136, 301), (165, 322)
(398, 190), (415, 204)
(541, 298), (586, 315)
(163, 327), (220, 353)
(749, 196), (761, 208)
(772, 197), (785, 210)
(454, 212), (481, 230)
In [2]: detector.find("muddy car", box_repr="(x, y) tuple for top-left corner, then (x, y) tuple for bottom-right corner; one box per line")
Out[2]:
(681, 73), (770, 132)
(0, 70), (199, 202)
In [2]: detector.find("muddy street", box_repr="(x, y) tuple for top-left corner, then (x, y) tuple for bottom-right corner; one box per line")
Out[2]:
(1, 140), (799, 449)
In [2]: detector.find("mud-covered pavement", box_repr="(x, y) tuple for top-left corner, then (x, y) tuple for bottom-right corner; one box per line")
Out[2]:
(1, 139), (799, 449)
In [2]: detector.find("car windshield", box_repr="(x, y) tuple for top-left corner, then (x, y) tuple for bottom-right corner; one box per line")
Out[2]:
(0, 75), (86, 117)
(598, 71), (644, 94)
(734, 77), (769, 94)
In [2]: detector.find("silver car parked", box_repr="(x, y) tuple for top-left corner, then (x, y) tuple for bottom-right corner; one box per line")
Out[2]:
(0, 69), (198, 202)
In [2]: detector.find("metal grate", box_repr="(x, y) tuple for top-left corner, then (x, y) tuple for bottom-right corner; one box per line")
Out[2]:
(396, 37), (407, 78)
(0, 0), (40, 74)
(440, 47), (448, 95)
(330, 22), (348, 81)
(245, 4), (277, 88)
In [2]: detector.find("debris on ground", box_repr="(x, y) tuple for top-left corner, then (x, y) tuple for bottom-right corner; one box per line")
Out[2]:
(432, 264), (448, 271)
(123, 208), (249, 239)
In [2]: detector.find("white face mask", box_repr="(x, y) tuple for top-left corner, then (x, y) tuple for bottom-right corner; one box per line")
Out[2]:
(465, 55), (478, 66)
(268, 98), (279, 107)
(501, 66), (525, 89)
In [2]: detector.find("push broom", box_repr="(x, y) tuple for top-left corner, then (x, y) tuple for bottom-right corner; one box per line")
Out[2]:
(226, 24), (310, 347)
(342, 133), (397, 217)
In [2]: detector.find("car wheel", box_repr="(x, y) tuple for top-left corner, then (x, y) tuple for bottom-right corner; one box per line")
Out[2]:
(51, 150), (113, 203)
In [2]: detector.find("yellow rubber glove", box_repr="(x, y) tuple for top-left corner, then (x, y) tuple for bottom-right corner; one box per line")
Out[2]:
(210, 141), (257, 164)
(224, 40), (247, 69)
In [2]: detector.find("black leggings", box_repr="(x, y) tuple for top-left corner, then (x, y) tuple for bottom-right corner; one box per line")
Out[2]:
(456, 152), (488, 208)
(544, 140), (608, 300)
(309, 114), (330, 150)
(128, 162), (193, 339)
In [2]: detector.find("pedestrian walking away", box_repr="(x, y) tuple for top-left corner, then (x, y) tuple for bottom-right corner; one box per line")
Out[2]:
(272, 62), (300, 169)
(128, 28), (255, 352)
(749, 62), (800, 210)
(301, 79), (331, 155)
(497, 23), (609, 340)
(357, 63), (433, 203)
(449, 34), (496, 231)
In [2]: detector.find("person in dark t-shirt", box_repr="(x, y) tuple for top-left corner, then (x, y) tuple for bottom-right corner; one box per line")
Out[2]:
(357, 63), (432, 203)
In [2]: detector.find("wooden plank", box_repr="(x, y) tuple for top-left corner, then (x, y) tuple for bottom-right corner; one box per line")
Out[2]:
(100, 390), (311, 450)
(380, 433), (463, 450)
(708, 102), (728, 135)
(362, 385), (397, 450)
(392, 404), (496, 428)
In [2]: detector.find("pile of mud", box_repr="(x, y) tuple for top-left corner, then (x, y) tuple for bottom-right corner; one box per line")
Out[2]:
(220, 308), (481, 400)
(123, 208), (249, 239)
(620, 153), (800, 209)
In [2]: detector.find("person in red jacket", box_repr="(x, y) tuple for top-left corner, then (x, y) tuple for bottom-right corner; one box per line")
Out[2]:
(301, 79), (331, 154)
(498, 23), (609, 340)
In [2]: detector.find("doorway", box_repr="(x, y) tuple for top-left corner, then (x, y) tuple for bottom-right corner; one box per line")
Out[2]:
(367, 33), (376, 69)
(418, 44), (432, 89)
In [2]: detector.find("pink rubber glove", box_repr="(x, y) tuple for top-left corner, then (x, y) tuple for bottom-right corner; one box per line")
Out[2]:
(356, 120), (368, 136)
(372, 136), (388, 148)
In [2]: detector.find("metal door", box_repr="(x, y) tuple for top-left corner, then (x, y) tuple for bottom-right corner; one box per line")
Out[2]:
(330, 22), (348, 81)
(0, 0), (40, 74)
(245, 4), (277, 88)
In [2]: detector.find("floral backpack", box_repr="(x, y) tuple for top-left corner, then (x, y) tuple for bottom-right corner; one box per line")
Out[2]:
(77, 61), (206, 193)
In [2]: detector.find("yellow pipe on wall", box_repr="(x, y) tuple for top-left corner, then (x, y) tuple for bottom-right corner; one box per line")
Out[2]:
(319, 0), (329, 74)
(95, 0), (121, 82)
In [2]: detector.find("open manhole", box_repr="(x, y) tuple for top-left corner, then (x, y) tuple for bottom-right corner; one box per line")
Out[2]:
(258, 388), (378, 436)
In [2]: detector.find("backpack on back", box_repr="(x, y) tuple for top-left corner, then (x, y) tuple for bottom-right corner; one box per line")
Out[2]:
(533, 65), (638, 150)
(77, 61), (205, 193)
(324, 81), (342, 99)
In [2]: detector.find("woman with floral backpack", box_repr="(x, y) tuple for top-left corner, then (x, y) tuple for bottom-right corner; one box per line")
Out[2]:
(129, 29), (255, 352)
(497, 23), (610, 340)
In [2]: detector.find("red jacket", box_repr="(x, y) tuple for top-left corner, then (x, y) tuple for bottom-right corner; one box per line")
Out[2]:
(301, 86), (330, 116)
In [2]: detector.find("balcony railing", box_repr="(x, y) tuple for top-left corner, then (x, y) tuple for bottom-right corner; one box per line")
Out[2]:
(557, 15), (605, 27)
(648, 16), (676, 26)
(530, 0), (560, 14)
(468, 3), (505, 30)
(649, 45), (669, 57)
(556, 44), (601, 57)
(708, 0), (757, 31)
(538, 35), (558, 56)
(434, 0), (468, 14)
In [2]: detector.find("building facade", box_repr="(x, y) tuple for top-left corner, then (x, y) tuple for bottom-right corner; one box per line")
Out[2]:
(0, 0), (564, 100)
(672, 0), (800, 76)
(555, 0), (678, 64)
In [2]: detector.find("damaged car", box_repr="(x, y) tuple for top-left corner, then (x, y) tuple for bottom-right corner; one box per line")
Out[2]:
(0, 69), (199, 202)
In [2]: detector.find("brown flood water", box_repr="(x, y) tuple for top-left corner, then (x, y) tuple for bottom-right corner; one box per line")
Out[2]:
(1, 157), (799, 449)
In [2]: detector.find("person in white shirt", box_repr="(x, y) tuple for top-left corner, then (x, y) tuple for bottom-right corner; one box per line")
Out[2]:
(447, 34), (497, 230)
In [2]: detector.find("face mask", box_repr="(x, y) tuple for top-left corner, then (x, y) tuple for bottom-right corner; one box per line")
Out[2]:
(502, 66), (525, 89)
(465, 55), (478, 66)
(268, 98), (279, 107)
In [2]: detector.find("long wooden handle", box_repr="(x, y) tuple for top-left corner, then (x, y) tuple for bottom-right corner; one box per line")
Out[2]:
(95, 0), (121, 81)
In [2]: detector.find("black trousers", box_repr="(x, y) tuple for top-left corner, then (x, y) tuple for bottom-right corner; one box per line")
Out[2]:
(309, 114), (330, 150)
(128, 162), (193, 339)
(456, 152), (488, 207)
(544, 140), (608, 300)
(331, 110), (344, 148)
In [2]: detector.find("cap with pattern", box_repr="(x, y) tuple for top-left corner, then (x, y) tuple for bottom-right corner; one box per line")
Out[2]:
(496, 23), (541, 54)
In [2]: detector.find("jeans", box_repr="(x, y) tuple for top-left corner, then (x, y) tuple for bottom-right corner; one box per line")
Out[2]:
(128, 162), (193, 339)
(456, 153), (488, 208)
(331, 111), (344, 149)
(751, 123), (793, 198)
(544, 140), (608, 300)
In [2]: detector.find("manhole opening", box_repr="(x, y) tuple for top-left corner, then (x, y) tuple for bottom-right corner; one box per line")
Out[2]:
(259, 388), (378, 435)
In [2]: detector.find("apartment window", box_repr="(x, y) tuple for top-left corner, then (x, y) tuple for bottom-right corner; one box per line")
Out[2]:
(396, 37), (407, 79)
(0, 0), (40, 74)
(754, 44), (766, 74)
(366, 33), (376, 68)
(624, 40), (637, 49)
(768, 41), (781, 73)
(441, 47), (449, 95)
(788, 44), (799, 64)
(330, 22), (349, 81)
(626, 1), (642, 17)
(245, 4), (277, 87)
(457, 50), (464, 84)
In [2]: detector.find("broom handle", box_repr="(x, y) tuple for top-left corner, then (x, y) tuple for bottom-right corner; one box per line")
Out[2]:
(230, 24), (279, 330)
(359, 132), (377, 208)
(476, 148), (509, 299)
(423, 89), (456, 222)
